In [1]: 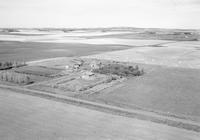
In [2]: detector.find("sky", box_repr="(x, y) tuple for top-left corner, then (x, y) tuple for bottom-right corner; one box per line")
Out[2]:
(0, 0), (200, 29)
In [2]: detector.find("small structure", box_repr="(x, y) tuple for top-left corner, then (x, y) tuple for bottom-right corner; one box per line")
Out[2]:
(65, 58), (84, 72)
(81, 71), (95, 80)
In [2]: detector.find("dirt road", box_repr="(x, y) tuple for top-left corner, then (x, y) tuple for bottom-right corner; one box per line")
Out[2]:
(0, 89), (199, 140)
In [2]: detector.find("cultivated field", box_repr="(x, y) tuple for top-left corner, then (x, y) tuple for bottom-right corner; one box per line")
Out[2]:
(1, 89), (199, 140)
(0, 41), (129, 61)
(1, 28), (200, 136)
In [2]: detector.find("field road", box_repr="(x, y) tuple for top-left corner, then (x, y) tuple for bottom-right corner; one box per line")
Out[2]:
(0, 89), (199, 140)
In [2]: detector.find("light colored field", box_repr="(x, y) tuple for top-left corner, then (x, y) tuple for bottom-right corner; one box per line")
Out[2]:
(83, 41), (200, 69)
(0, 29), (175, 46)
(0, 34), (173, 46)
(14, 66), (62, 77)
(28, 57), (74, 69)
(60, 31), (133, 36)
(161, 41), (200, 48)
(56, 38), (172, 46)
(11, 29), (133, 36)
(0, 88), (199, 140)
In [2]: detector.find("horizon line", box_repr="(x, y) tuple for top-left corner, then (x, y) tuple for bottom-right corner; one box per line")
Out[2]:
(0, 26), (199, 30)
